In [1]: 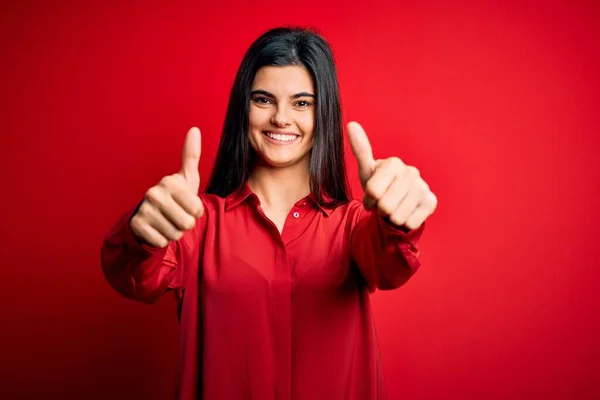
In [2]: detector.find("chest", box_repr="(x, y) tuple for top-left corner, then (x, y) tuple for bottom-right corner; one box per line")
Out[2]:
(200, 206), (356, 295)
(259, 204), (291, 234)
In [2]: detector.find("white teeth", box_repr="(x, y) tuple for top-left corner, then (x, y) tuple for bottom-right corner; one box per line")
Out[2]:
(266, 132), (297, 142)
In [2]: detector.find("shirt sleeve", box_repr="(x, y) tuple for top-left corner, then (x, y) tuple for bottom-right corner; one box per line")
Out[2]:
(349, 202), (425, 292)
(100, 200), (204, 304)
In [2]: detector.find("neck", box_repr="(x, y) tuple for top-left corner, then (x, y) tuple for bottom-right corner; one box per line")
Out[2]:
(248, 159), (311, 210)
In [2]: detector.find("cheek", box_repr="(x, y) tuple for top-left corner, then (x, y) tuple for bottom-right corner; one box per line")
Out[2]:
(299, 112), (316, 141)
(248, 108), (259, 130)
(248, 108), (262, 149)
(249, 106), (270, 130)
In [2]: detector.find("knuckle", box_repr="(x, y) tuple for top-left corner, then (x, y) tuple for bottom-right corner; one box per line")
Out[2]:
(404, 219), (417, 230)
(430, 192), (439, 210)
(160, 174), (182, 190)
(137, 201), (151, 217)
(378, 199), (394, 215)
(181, 215), (196, 230)
(159, 174), (173, 186)
(390, 157), (402, 166)
(365, 180), (382, 200)
(176, 217), (191, 232)
(392, 211), (407, 225)
(171, 230), (184, 241)
(145, 186), (162, 204)
(389, 213), (405, 227)
(130, 215), (142, 231)
(192, 200), (204, 216)
(409, 166), (420, 177)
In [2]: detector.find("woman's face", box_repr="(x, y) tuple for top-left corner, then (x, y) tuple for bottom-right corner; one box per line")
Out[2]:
(248, 65), (316, 168)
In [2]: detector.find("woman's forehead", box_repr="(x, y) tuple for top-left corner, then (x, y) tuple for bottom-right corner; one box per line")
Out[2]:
(252, 65), (314, 94)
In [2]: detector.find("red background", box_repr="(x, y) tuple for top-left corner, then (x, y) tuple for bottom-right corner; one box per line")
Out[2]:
(1, 1), (599, 399)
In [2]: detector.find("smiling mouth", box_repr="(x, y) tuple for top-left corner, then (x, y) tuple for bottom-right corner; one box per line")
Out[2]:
(263, 131), (300, 143)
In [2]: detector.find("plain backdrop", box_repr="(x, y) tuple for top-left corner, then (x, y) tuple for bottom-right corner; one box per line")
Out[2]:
(1, 1), (599, 399)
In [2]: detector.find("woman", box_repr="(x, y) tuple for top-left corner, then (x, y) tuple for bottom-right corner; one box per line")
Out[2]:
(101, 27), (437, 400)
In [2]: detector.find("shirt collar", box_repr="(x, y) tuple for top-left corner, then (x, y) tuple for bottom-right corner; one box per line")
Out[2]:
(307, 192), (334, 216)
(224, 181), (334, 217)
(224, 181), (257, 211)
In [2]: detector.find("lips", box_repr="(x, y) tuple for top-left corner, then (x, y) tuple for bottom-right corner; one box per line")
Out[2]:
(263, 130), (300, 142)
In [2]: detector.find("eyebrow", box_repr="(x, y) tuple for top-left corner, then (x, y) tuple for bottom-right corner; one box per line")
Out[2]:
(250, 90), (315, 99)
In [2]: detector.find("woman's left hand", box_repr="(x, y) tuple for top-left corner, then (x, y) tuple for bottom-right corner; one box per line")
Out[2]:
(347, 121), (438, 230)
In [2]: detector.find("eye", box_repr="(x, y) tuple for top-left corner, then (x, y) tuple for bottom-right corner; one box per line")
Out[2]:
(252, 96), (272, 105)
(295, 100), (313, 108)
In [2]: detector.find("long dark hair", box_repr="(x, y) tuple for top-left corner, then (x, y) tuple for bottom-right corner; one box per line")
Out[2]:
(205, 27), (350, 207)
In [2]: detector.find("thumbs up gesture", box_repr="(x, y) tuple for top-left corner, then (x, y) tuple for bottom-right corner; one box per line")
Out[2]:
(347, 122), (437, 230)
(130, 127), (205, 248)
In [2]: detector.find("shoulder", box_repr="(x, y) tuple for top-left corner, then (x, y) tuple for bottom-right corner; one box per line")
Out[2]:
(327, 199), (370, 226)
(330, 199), (365, 216)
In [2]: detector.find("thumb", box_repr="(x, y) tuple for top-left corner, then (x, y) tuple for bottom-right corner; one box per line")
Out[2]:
(179, 127), (201, 193)
(347, 121), (375, 185)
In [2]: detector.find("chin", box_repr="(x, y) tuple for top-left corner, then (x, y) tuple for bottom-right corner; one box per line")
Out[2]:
(256, 152), (306, 168)
(261, 157), (296, 168)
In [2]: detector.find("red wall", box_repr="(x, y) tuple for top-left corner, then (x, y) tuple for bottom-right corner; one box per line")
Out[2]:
(1, 1), (599, 399)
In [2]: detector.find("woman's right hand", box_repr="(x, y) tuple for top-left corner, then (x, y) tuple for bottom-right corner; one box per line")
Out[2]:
(130, 127), (204, 248)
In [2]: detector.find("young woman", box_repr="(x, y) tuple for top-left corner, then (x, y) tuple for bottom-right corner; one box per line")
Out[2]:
(101, 27), (437, 400)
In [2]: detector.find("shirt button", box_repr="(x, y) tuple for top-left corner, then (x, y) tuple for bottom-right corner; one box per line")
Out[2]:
(293, 212), (300, 219)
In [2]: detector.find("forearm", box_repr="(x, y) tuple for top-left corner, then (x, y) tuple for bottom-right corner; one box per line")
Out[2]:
(350, 208), (424, 291)
(100, 205), (185, 303)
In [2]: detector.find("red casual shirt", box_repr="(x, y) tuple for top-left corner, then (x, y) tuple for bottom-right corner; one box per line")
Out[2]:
(101, 182), (424, 400)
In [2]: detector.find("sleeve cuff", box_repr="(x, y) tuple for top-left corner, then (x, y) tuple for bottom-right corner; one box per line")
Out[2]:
(378, 215), (425, 248)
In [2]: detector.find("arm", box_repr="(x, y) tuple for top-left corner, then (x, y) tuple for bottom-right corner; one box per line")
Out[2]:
(345, 122), (436, 292)
(100, 202), (203, 304)
(101, 126), (205, 304)
(350, 204), (424, 292)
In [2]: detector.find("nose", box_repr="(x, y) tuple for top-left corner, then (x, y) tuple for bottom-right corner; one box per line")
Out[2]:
(270, 105), (292, 128)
